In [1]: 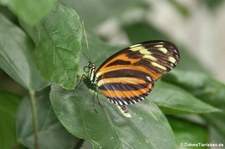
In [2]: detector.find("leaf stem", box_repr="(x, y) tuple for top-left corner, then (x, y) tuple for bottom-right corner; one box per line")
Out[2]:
(29, 90), (39, 149)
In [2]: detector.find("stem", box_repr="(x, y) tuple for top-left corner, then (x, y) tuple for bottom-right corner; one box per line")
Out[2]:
(29, 90), (39, 149)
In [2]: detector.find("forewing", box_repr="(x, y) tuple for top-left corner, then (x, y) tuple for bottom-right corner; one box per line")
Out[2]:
(95, 40), (180, 105)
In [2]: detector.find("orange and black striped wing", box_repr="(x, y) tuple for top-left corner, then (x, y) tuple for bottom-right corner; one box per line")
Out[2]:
(95, 40), (180, 106)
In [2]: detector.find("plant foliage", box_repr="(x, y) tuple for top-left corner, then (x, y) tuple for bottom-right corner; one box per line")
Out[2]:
(0, 1), (225, 149)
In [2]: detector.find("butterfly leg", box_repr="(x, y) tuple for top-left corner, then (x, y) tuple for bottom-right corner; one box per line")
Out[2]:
(96, 90), (104, 107)
(91, 90), (104, 113)
(92, 91), (98, 113)
(75, 74), (88, 89)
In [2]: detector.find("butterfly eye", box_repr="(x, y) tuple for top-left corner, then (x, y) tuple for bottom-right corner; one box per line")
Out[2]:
(83, 62), (95, 73)
(83, 65), (89, 73)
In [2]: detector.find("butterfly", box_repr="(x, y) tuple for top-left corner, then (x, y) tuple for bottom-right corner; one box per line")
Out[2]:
(84, 40), (180, 117)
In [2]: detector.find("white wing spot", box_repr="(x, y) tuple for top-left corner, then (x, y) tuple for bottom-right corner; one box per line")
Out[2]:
(154, 45), (163, 48)
(143, 55), (157, 61)
(135, 99), (140, 102)
(130, 45), (145, 51)
(169, 56), (176, 63)
(111, 100), (116, 104)
(130, 44), (141, 48)
(132, 100), (137, 104)
(158, 47), (168, 54)
(151, 62), (167, 70)
(118, 100), (123, 105)
(130, 100), (135, 104)
(146, 76), (152, 82)
(140, 49), (151, 55)
(140, 97), (145, 100)
(123, 101), (128, 105)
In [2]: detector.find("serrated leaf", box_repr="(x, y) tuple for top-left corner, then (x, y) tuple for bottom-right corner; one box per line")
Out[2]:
(50, 84), (176, 149)
(150, 81), (219, 114)
(0, 0), (57, 25)
(0, 14), (48, 90)
(0, 90), (21, 149)
(16, 88), (77, 149)
(21, 4), (82, 90)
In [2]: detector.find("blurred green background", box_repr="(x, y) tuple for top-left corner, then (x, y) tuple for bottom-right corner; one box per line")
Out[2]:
(1, 0), (225, 149)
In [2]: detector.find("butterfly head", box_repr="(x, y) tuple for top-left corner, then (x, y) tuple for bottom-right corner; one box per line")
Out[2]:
(84, 61), (96, 83)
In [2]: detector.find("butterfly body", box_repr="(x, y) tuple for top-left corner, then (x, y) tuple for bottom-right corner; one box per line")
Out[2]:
(85, 40), (180, 107)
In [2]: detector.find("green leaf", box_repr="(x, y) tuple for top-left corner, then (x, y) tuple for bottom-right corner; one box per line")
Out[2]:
(163, 70), (225, 110)
(50, 84), (176, 149)
(0, 14), (48, 91)
(0, 0), (57, 25)
(21, 4), (82, 90)
(168, 116), (208, 149)
(16, 88), (77, 149)
(0, 90), (21, 149)
(149, 81), (219, 114)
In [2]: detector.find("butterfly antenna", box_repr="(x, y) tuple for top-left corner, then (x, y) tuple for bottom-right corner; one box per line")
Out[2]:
(82, 51), (91, 62)
(81, 21), (91, 62)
